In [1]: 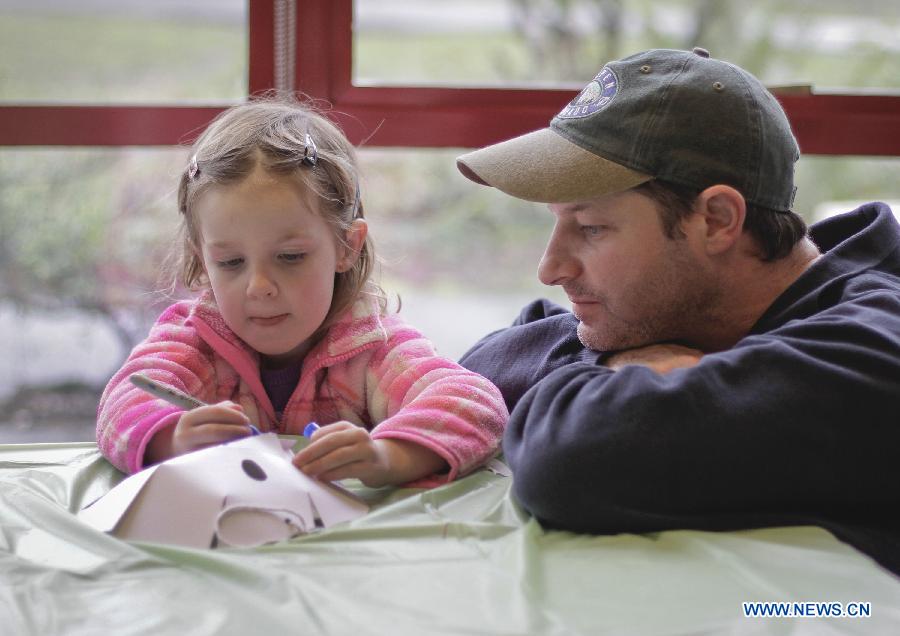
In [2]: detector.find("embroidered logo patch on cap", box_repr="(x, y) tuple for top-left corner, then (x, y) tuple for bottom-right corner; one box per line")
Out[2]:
(557, 66), (619, 119)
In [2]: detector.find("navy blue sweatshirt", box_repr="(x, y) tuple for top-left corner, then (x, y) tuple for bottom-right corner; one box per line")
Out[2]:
(461, 202), (900, 575)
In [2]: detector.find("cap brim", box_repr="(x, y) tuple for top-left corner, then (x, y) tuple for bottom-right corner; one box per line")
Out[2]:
(456, 128), (651, 203)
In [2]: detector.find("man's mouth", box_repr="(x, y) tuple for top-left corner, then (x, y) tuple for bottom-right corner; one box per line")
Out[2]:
(567, 291), (601, 307)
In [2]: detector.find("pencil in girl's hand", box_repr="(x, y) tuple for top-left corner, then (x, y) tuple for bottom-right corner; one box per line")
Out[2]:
(128, 373), (261, 435)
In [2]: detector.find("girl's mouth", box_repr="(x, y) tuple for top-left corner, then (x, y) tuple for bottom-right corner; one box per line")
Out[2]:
(250, 314), (289, 327)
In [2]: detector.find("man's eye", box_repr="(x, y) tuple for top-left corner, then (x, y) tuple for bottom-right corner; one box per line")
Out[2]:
(580, 225), (604, 236)
(278, 253), (305, 263)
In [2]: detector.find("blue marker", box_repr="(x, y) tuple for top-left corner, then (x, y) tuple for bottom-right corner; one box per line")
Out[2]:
(303, 422), (320, 438)
(129, 373), (261, 435)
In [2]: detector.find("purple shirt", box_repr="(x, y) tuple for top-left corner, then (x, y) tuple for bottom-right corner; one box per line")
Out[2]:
(259, 362), (302, 415)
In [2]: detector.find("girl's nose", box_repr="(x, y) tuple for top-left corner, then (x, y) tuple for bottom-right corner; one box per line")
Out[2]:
(538, 230), (580, 286)
(246, 268), (277, 298)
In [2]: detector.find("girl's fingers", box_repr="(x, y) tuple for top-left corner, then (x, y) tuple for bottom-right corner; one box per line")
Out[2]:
(293, 425), (368, 466)
(173, 404), (255, 454)
(306, 420), (355, 442)
(180, 404), (249, 428)
(315, 461), (371, 483)
(193, 423), (255, 444)
(292, 432), (393, 486)
(296, 443), (373, 477)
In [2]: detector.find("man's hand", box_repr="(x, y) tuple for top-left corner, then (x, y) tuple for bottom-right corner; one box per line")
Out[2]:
(145, 402), (254, 465)
(292, 421), (448, 487)
(605, 343), (704, 374)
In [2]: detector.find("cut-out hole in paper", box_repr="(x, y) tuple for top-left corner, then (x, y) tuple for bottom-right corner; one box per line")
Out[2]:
(241, 459), (267, 481)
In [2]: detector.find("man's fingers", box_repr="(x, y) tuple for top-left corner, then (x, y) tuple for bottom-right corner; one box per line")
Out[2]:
(605, 343), (704, 373)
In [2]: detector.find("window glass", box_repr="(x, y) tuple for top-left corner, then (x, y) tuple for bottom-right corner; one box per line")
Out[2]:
(0, 148), (184, 442)
(360, 151), (900, 361)
(0, 0), (246, 103)
(359, 148), (568, 360)
(1, 147), (897, 442)
(354, 0), (900, 90)
(0, 146), (566, 442)
(795, 156), (900, 223)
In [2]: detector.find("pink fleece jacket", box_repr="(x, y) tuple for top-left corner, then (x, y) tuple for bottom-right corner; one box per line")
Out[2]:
(96, 292), (508, 486)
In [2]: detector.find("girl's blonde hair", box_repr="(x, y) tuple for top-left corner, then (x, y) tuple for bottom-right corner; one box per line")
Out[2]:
(174, 95), (387, 333)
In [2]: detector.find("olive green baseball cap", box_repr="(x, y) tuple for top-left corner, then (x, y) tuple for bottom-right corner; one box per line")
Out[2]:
(456, 48), (799, 211)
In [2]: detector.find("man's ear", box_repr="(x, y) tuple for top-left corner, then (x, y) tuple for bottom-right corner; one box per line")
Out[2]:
(337, 219), (368, 272)
(694, 185), (746, 255)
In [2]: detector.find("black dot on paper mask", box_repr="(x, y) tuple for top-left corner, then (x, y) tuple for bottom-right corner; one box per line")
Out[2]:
(241, 459), (267, 481)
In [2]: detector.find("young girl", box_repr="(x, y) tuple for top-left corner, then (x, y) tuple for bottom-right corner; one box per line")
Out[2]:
(96, 97), (508, 488)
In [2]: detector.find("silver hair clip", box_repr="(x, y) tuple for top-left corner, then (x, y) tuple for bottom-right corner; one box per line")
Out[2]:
(188, 155), (200, 180)
(302, 133), (318, 167)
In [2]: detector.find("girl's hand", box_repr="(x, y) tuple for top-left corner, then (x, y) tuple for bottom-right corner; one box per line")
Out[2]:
(145, 402), (254, 465)
(292, 421), (448, 488)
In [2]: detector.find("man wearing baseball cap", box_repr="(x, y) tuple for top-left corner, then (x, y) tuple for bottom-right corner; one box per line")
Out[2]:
(457, 48), (900, 574)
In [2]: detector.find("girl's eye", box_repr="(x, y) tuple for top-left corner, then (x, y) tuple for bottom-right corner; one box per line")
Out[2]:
(278, 253), (305, 263)
(216, 257), (243, 269)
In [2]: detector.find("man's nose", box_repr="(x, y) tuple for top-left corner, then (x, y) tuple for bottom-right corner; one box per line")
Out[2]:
(246, 267), (277, 298)
(538, 231), (579, 286)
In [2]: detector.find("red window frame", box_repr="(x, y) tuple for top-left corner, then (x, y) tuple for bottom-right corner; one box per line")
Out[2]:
(0, 0), (898, 156)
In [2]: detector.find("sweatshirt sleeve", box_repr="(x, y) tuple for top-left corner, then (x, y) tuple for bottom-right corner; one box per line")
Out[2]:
(459, 299), (591, 412)
(96, 302), (219, 474)
(365, 316), (509, 486)
(504, 288), (900, 535)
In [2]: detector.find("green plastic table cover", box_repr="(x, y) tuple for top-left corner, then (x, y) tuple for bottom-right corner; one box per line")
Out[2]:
(2, 441), (899, 635)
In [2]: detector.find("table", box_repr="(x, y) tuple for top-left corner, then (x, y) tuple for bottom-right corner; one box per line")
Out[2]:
(2, 442), (899, 635)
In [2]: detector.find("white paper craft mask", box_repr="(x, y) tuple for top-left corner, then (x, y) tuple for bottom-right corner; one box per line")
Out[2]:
(79, 433), (369, 548)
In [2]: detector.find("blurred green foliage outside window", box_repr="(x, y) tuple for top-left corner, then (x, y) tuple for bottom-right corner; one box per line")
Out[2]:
(1, 0), (898, 441)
